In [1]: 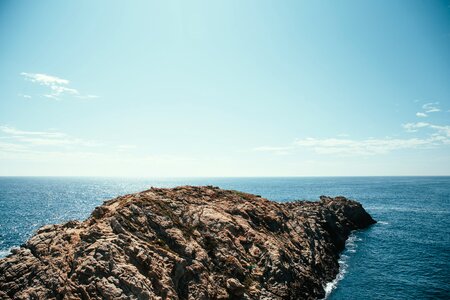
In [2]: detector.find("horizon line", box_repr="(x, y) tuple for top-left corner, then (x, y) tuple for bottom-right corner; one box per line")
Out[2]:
(0, 175), (449, 178)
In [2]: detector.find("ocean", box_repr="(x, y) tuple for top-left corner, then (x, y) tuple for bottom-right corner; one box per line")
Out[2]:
(0, 176), (448, 299)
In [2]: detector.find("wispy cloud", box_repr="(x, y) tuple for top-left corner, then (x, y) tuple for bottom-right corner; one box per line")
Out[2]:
(18, 93), (32, 99)
(337, 133), (350, 137)
(116, 144), (137, 152)
(293, 137), (439, 155)
(402, 122), (450, 137)
(0, 125), (99, 147)
(21, 73), (69, 85)
(422, 102), (441, 113)
(0, 125), (196, 160)
(0, 126), (65, 138)
(402, 122), (430, 132)
(0, 141), (29, 153)
(252, 146), (292, 155)
(76, 94), (99, 99)
(0, 125), (108, 164)
(253, 120), (450, 156)
(416, 112), (428, 118)
(429, 125), (450, 137)
(255, 134), (449, 157)
(0, 125), (200, 175)
(20, 72), (98, 100)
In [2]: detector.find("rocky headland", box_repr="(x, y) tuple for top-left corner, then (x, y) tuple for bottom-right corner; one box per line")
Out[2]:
(0, 186), (375, 299)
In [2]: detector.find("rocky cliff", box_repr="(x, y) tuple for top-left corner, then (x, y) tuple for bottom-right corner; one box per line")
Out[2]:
(0, 186), (375, 300)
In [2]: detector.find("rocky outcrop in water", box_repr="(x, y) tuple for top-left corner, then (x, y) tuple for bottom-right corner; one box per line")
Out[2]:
(0, 186), (375, 299)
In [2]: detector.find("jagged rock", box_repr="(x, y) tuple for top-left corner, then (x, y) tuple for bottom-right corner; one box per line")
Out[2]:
(0, 186), (375, 299)
(226, 278), (245, 296)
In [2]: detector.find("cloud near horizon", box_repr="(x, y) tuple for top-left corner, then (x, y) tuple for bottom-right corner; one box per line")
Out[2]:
(21, 72), (98, 100)
(0, 125), (100, 147)
(402, 122), (450, 137)
(0, 125), (198, 173)
(252, 146), (293, 155)
(254, 118), (450, 156)
(293, 136), (442, 155)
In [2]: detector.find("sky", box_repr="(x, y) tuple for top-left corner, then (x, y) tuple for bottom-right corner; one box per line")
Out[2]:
(0, 0), (449, 176)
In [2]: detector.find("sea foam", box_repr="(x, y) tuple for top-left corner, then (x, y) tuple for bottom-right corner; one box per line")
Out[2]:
(0, 247), (18, 258)
(322, 233), (359, 299)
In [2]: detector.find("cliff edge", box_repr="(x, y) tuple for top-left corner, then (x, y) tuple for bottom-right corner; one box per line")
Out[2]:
(0, 186), (375, 299)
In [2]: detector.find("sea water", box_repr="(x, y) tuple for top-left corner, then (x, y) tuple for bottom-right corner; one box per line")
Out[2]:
(0, 176), (449, 299)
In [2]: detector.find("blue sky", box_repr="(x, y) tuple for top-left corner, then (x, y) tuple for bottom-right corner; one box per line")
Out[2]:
(0, 0), (449, 176)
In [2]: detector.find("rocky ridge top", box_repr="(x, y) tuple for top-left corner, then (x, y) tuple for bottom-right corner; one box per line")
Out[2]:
(0, 186), (375, 299)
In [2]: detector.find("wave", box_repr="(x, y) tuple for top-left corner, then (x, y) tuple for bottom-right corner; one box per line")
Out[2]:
(0, 246), (18, 258)
(322, 233), (359, 299)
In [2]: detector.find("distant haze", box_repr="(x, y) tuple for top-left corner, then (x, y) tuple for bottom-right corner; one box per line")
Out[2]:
(0, 0), (449, 176)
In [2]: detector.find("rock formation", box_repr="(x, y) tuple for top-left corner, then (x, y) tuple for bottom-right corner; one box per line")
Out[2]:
(0, 186), (375, 299)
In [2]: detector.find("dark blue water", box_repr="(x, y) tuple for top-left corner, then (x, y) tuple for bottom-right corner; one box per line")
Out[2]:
(0, 177), (449, 299)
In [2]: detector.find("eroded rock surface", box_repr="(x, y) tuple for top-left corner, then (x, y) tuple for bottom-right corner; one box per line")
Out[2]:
(0, 186), (375, 299)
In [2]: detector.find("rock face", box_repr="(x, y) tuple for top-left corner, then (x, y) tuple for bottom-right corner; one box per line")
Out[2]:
(0, 186), (375, 300)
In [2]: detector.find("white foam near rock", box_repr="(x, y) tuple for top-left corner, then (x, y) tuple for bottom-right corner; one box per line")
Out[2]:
(322, 233), (360, 299)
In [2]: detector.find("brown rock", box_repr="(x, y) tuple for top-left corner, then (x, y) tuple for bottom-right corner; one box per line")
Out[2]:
(0, 186), (375, 299)
(226, 278), (245, 296)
